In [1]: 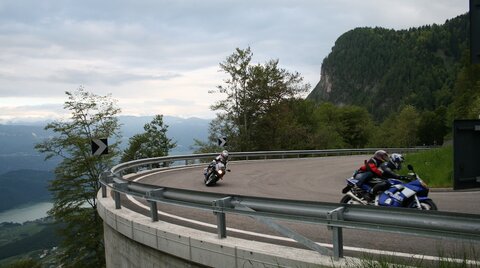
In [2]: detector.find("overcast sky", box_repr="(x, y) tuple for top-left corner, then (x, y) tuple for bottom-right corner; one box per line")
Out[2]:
(0, 0), (468, 123)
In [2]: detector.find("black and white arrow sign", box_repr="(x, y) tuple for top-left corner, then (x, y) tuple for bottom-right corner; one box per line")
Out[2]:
(217, 137), (227, 147)
(91, 138), (108, 156)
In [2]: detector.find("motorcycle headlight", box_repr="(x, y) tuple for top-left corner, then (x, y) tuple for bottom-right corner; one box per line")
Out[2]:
(218, 170), (223, 175)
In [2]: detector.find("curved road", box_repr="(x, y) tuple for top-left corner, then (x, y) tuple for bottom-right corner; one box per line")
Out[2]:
(124, 155), (480, 262)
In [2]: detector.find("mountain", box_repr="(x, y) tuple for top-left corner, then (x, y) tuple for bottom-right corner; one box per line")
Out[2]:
(307, 13), (469, 120)
(0, 170), (54, 212)
(0, 125), (59, 174)
(0, 116), (210, 174)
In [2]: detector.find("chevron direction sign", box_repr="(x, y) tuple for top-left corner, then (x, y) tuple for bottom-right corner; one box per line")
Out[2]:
(217, 137), (227, 147)
(91, 138), (108, 156)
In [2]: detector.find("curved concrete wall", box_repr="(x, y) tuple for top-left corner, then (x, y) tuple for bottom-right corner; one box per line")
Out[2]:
(97, 191), (350, 268)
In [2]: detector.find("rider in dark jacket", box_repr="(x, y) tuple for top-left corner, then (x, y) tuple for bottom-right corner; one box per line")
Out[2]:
(370, 153), (405, 196)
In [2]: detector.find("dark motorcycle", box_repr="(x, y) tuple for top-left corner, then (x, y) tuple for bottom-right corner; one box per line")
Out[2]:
(340, 164), (437, 210)
(203, 161), (230, 186)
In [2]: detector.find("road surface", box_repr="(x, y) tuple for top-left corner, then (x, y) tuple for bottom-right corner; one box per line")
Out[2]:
(121, 155), (480, 262)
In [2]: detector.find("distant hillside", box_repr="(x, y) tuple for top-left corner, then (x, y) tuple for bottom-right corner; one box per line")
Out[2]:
(307, 13), (469, 120)
(0, 170), (54, 212)
(0, 116), (210, 174)
(0, 125), (59, 174)
(118, 115), (210, 154)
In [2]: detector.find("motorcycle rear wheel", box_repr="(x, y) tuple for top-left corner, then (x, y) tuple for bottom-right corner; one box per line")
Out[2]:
(409, 199), (438, 210)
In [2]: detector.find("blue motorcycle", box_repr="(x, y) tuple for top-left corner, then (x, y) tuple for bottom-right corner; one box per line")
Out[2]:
(340, 164), (437, 210)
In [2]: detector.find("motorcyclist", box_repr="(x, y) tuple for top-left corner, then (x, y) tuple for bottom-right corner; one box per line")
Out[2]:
(353, 150), (389, 188)
(370, 153), (405, 196)
(214, 150), (229, 165)
(204, 150), (229, 177)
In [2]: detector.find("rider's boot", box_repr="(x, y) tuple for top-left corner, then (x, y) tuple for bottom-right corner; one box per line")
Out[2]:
(363, 191), (374, 202)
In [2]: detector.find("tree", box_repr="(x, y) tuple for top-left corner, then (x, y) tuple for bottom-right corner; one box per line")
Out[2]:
(451, 59), (480, 120)
(192, 116), (233, 154)
(211, 47), (253, 151)
(121, 115), (176, 163)
(337, 105), (373, 148)
(417, 107), (448, 145)
(368, 105), (420, 148)
(312, 103), (373, 149)
(207, 47), (309, 152)
(35, 87), (122, 267)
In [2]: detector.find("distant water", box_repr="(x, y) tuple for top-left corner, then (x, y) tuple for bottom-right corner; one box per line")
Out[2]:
(0, 202), (53, 223)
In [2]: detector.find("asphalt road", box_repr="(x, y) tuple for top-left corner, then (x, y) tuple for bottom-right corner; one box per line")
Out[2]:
(125, 155), (480, 261)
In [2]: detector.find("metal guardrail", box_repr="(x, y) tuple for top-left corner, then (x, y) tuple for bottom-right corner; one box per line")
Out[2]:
(99, 148), (480, 261)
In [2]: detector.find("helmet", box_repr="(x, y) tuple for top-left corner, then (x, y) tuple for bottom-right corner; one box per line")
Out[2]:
(389, 153), (404, 170)
(373, 150), (389, 163)
(221, 150), (229, 160)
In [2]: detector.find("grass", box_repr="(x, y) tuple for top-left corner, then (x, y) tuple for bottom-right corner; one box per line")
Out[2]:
(402, 145), (453, 188)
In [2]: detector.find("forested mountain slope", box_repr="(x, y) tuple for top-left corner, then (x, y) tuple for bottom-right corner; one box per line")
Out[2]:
(307, 13), (469, 120)
(0, 170), (53, 212)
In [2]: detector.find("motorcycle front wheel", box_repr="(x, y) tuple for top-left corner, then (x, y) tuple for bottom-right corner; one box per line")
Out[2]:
(205, 173), (217, 186)
(408, 199), (438, 210)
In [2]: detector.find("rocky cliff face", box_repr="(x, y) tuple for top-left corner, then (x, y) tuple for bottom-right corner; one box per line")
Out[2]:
(307, 13), (468, 120)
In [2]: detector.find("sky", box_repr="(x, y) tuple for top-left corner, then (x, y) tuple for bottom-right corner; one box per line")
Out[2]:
(0, 0), (469, 123)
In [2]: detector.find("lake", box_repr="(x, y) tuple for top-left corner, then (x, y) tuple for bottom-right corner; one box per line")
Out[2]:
(0, 202), (53, 223)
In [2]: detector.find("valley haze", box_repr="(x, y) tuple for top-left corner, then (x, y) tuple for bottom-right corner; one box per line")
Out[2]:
(0, 115), (210, 174)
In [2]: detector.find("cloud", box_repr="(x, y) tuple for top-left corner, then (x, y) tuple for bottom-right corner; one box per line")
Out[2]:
(0, 0), (469, 121)
(47, 68), (181, 85)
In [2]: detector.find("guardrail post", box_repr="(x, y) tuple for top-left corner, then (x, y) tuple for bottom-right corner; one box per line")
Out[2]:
(99, 171), (114, 198)
(114, 191), (121, 209)
(212, 197), (232, 239)
(112, 182), (129, 210)
(147, 188), (165, 222)
(327, 207), (345, 260)
(148, 200), (159, 222)
(101, 184), (107, 198)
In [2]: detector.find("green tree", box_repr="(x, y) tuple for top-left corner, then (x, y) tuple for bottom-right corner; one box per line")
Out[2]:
(121, 115), (176, 162)
(312, 103), (373, 149)
(417, 107), (448, 145)
(35, 87), (122, 267)
(369, 105), (420, 147)
(393, 105), (420, 147)
(211, 47), (253, 151)
(207, 47), (309, 152)
(337, 105), (373, 148)
(451, 59), (480, 119)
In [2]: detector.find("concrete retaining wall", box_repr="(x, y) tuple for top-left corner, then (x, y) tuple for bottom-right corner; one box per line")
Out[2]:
(97, 191), (351, 267)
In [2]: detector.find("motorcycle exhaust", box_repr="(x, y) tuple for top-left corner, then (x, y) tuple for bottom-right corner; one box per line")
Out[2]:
(347, 192), (368, 205)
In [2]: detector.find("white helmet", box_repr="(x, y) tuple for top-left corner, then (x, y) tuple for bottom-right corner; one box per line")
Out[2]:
(389, 153), (404, 169)
(221, 150), (229, 160)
